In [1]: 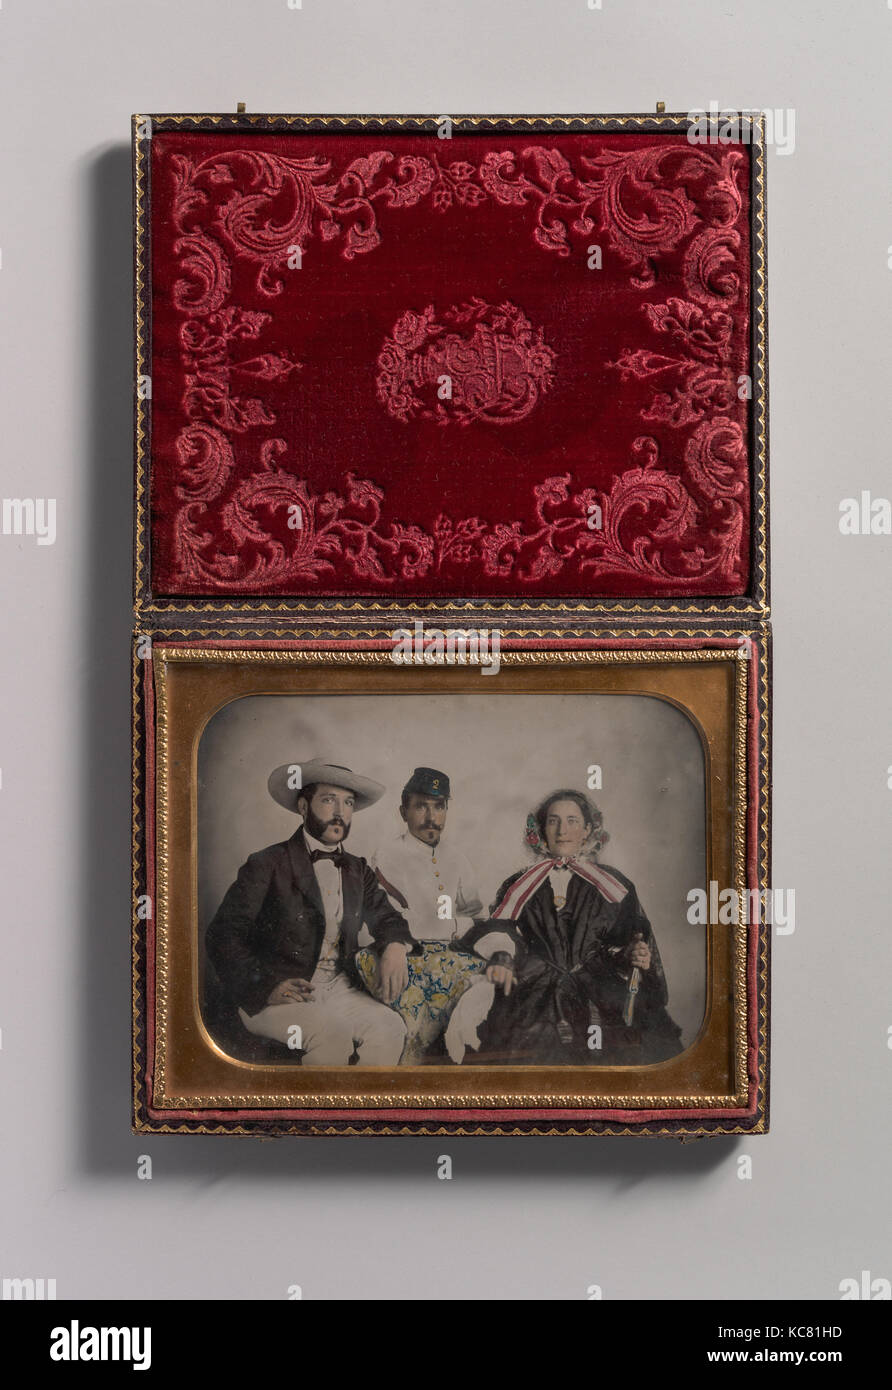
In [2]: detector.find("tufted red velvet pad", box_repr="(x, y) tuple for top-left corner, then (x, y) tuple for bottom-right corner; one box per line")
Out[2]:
(148, 130), (752, 599)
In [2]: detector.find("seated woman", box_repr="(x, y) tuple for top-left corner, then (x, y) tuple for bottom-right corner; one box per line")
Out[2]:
(479, 789), (683, 1066)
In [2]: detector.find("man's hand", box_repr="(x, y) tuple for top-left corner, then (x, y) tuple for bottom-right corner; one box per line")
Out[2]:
(485, 963), (515, 995)
(267, 977), (314, 1006)
(379, 942), (410, 1003)
(628, 933), (651, 972)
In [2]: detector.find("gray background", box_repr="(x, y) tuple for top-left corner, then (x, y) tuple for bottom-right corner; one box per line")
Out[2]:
(198, 692), (707, 1044)
(0, 0), (889, 1301)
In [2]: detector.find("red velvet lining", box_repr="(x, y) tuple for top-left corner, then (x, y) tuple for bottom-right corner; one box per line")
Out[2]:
(148, 131), (753, 600)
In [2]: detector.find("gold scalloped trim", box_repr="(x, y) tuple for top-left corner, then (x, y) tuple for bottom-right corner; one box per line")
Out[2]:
(137, 623), (764, 640)
(146, 641), (753, 1112)
(134, 1120), (765, 1136)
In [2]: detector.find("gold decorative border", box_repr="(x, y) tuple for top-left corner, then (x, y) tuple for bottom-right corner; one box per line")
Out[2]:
(145, 642), (753, 1112)
(131, 112), (768, 622)
(756, 622), (771, 1134)
(135, 622), (758, 641)
(751, 113), (769, 632)
(133, 115), (148, 619)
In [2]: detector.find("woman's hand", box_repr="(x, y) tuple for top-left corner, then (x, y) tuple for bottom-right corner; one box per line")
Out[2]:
(628, 932), (651, 972)
(486, 962), (515, 995)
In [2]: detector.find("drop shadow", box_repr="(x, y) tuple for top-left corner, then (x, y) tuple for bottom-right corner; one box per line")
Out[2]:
(77, 143), (738, 1185)
(78, 142), (137, 1179)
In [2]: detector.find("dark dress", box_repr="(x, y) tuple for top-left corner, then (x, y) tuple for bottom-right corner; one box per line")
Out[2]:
(480, 863), (683, 1065)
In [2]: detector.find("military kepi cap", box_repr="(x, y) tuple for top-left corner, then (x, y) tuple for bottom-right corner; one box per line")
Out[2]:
(402, 767), (451, 799)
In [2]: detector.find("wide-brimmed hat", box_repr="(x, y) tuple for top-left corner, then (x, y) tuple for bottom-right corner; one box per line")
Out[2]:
(268, 757), (385, 814)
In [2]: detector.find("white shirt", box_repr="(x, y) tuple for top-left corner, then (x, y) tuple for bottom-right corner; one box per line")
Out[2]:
(303, 828), (343, 984)
(371, 831), (483, 945)
(370, 832), (515, 960)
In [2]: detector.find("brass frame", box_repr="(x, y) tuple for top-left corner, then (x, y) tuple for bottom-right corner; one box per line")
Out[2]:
(132, 112), (768, 625)
(132, 626), (770, 1135)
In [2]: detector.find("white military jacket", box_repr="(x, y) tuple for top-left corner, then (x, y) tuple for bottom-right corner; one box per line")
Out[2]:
(370, 830), (484, 945)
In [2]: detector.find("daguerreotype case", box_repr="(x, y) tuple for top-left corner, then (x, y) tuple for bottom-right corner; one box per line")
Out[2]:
(132, 112), (769, 1135)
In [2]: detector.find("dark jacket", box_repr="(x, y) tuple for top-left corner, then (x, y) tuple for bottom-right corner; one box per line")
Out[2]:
(481, 863), (683, 1065)
(205, 829), (414, 1016)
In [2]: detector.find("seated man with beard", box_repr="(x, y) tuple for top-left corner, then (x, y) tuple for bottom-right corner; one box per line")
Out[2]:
(205, 758), (413, 1066)
(478, 789), (683, 1066)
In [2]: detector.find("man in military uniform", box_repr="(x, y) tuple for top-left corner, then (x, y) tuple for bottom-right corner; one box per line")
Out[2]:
(357, 767), (515, 1063)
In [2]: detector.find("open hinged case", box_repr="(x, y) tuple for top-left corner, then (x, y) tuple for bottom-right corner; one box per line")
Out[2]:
(132, 113), (770, 1136)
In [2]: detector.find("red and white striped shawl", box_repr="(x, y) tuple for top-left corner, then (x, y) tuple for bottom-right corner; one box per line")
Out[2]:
(491, 857), (628, 920)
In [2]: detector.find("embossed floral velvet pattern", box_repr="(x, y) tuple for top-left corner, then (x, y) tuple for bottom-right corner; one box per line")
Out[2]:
(148, 131), (752, 597)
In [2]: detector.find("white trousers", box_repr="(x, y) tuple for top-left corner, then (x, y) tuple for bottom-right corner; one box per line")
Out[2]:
(444, 979), (496, 1064)
(239, 972), (407, 1066)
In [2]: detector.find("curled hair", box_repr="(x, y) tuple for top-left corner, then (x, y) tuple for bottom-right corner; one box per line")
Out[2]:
(524, 788), (608, 859)
(296, 782), (319, 812)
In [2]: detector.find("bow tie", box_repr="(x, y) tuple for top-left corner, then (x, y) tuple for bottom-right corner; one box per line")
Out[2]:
(310, 848), (343, 863)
